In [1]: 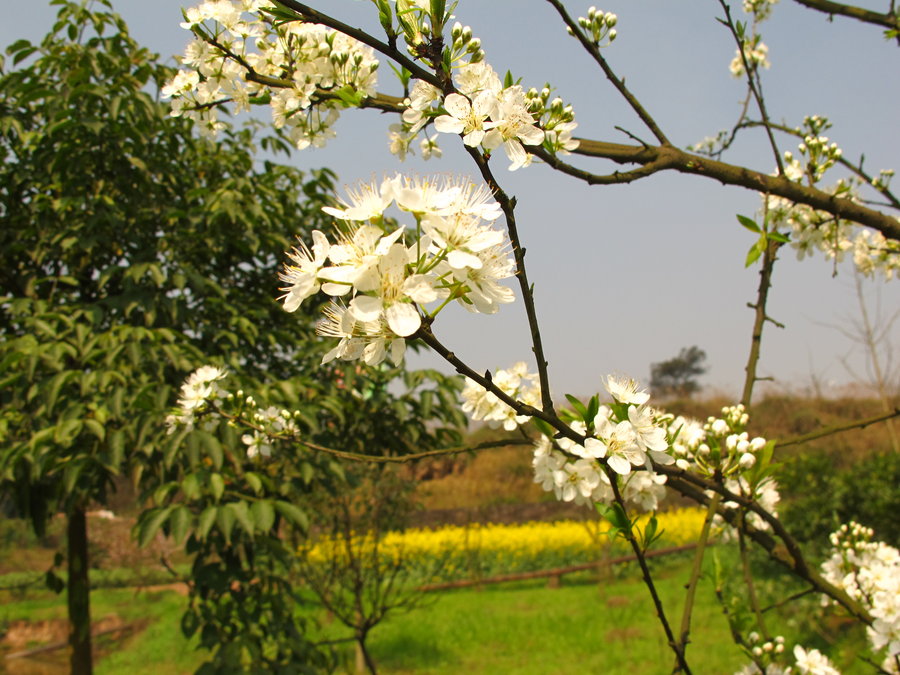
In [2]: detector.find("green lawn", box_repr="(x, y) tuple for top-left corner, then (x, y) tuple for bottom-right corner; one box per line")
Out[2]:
(316, 558), (756, 674)
(0, 554), (869, 674)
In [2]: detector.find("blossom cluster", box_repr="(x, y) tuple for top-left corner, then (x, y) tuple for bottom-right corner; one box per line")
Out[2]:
(531, 376), (673, 511)
(460, 362), (541, 431)
(165, 364), (229, 432)
(730, 36), (771, 78)
(165, 366), (302, 459)
(756, 115), (900, 279)
(734, 641), (842, 675)
(766, 190), (900, 280)
(821, 522), (900, 668)
(665, 404), (779, 533)
(165, 0), (378, 147)
(398, 60), (577, 170)
(279, 174), (516, 365)
(742, 0), (780, 22)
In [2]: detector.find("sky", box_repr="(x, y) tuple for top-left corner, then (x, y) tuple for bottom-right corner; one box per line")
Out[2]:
(3, 0), (899, 400)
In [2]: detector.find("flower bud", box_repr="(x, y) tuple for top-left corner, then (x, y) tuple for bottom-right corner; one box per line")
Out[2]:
(739, 452), (756, 470)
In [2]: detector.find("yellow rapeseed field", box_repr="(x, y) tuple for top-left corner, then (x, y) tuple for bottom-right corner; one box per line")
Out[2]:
(304, 508), (706, 581)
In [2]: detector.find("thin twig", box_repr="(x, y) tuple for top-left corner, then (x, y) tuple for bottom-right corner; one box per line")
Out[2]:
(603, 466), (692, 674)
(544, 0), (670, 145)
(775, 406), (900, 449)
(737, 515), (770, 639)
(461, 146), (555, 414)
(717, 0), (785, 175)
(676, 492), (722, 666)
(741, 239), (783, 408)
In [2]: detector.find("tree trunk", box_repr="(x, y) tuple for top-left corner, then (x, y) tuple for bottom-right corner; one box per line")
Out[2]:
(67, 505), (93, 675)
(355, 631), (377, 675)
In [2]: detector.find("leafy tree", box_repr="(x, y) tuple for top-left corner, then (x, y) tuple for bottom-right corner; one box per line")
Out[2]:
(139, 362), (465, 673)
(0, 2), (337, 671)
(650, 346), (708, 398)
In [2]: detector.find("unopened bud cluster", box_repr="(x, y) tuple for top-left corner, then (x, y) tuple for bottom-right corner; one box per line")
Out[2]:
(449, 21), (484, 63)
(525, 85), (579, 154)
(568, 6), (617, 46)
(747, 632), (786, 662)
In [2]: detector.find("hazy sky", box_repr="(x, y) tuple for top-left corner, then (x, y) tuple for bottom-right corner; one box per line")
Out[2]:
(4, 0), (899, 400)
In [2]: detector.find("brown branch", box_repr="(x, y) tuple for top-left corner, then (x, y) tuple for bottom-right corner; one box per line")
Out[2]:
(717, 0), (785, 175)
(791, 0), (900, 31)
(296, 437), (533, 464)
(461, 146), (556, 414)
(741, 240), (783, 408)
(676, 493), (721, 666)
(414, 323), (581, 442)
(566, 140), (900, 240)
(775, 406), (900, 449)
(661, 472), (874, 626)
(214, 405), (533, 462)
(737, 120), (900, 209)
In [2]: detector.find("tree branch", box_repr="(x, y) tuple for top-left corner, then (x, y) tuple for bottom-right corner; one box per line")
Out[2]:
(741, 240), (783, 408)
(461, 146), (556, 414)
(544, 0), (670, 145)
(661, 471), (874, 626)
(567, 140), (900, 240)
(791, 0), (900, 31)
(775, 406), (900, 449)
(296, 437), (533, 463)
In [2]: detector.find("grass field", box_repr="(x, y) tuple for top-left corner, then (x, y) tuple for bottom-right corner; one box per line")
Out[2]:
(1, 547), (874, 674)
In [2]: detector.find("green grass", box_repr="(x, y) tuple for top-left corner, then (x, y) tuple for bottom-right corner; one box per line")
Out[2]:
(0, 553), (874, 674)
(316, 558), (752, 674)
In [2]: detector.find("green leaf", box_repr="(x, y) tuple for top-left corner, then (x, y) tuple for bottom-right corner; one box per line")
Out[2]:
(181, 473), (200, 500)
(45, 570), (65, 594)
(745, 237), (765, 267)
(197, 506), (217, 540)
(210, 473), (225, 502)
(244, 471), (263, 495)
(565, 394), (588, 422)
(736, 214), (761, 233)
(169, 505), (191, 545)
(251, 500), (275, 532)
(138, 506), (173, 548)
(202, 433), (223, 469)
(532, 418), (556, 438)
(216, 505), (236, 544)
(84, 418), (105, 441)
(768, 231), (790, 243)
(274, 501), (308, 532)
(228, 501), (254, 536)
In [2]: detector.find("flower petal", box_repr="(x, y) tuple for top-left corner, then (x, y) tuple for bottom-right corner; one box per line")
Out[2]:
(385, 302), (421, 337)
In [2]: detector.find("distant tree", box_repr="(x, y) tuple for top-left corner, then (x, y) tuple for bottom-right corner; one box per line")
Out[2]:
(650, 346), (708, 398)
